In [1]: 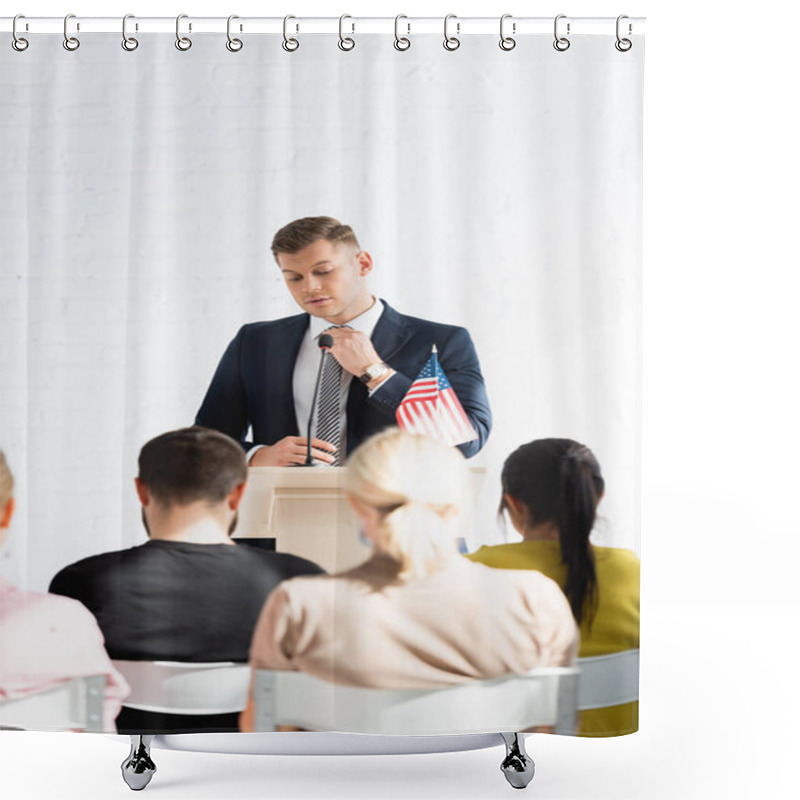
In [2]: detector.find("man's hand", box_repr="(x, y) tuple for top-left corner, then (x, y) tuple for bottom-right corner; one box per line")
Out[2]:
(325, 328), (389, 383)
(249, 436), (337, 467)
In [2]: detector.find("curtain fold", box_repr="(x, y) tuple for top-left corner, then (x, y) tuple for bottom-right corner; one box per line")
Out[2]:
(1, 32), (643, 589)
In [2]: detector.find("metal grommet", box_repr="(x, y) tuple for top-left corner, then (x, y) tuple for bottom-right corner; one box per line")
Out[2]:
(393, 14), (411, 51)
(338, 14), (355, 51)
(282, 15), (299, 52)
(121, 14), (138, 51)
(443, 13), (460, 51)
(553, 14), (570, 52)
(499, 13), (516, 51)
(63, 13), (80, 51)
(175, 14), (192, 51)
(615, 15), (632, 52)
(12, 15), (29, 51)
(226, 15), (243, 52)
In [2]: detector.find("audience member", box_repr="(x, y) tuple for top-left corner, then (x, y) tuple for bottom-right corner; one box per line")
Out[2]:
(467, 438), (640, 736)
(0, 451), (129, 732)
(49, 427), (323, 733)
(240, 429), (577, 731)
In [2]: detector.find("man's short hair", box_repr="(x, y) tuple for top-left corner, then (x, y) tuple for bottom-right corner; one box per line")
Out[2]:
(271, 216), (360, 258)
(138, 427), (247, 507)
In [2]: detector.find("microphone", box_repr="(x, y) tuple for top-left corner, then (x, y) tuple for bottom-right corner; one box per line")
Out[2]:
(304, 333), (334, 466)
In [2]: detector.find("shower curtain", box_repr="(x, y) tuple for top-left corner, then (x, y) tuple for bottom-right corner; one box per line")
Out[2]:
(1, 18), (643, 738)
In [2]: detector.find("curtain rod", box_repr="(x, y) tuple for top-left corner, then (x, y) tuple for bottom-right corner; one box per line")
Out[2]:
(2, 16), (646, 37)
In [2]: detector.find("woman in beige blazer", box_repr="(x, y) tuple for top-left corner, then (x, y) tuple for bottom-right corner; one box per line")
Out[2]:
(240, 429), (578, 731)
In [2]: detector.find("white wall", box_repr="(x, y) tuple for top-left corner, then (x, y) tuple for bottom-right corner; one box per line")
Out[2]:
(1, 12), (641, 588)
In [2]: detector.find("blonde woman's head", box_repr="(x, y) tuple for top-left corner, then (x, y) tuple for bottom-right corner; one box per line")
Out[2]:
(0, 450), (16, 540)
(344, 429), (468, 579)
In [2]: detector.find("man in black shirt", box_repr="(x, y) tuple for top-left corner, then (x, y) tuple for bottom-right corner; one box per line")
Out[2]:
(49, 426), (324, 733)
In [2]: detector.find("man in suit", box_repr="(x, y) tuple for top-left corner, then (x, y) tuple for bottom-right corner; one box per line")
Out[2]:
(49, 427), (324, 733)
(195, 216), (492, 464)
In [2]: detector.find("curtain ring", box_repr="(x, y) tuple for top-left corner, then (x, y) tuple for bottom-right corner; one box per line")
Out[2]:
(226, 15), (243, 52)
(283, 15), (299, 52)
(175, 14), (192, 51)
(443, 14), (460, 51)
(499, 14), (516, 51)
(615, 15), (632, 52)
(12, 15), (29, 52)
(394, 15), (411, 51)
(63, 13), (80, 51)
(122, 14), (139, 51)
(553, 14), (570, 52)
(338, 14), (355, 51)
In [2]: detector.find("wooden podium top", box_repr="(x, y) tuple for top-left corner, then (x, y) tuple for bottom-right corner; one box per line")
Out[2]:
(245, 465), (485, 482)
(245, 465), (349, 488)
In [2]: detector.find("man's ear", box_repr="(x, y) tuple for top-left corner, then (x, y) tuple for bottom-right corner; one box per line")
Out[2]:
(0, 496), (15, 529)
(135, 477), (150, 507)
(227, 482), (247, 511)
(355, 249), (374, 277)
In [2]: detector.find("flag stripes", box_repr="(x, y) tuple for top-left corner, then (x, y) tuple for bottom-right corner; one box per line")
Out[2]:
(395, 349), (477, 447)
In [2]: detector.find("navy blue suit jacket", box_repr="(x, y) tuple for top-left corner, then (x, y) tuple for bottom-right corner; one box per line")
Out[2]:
(195, 301), (492, 458)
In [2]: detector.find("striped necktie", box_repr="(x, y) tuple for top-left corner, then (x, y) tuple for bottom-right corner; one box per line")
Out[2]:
(315, 334), (344, 466)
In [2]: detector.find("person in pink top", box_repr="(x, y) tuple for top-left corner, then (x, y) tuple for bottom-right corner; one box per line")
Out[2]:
(0, 450), (129, 732)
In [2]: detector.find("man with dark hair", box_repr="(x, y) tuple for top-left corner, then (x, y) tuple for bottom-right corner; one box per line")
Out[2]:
(195, 216), (492, 466)
(138, 425), (249, 507)
(49, 427), (324, 733)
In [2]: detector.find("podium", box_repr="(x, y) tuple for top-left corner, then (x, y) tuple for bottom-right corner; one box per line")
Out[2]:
(235, 466), (487, 574)
(235, 467), (364, 574)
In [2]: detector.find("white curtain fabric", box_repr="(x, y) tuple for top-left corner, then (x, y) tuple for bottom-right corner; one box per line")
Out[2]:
(0, 32), (643, 590)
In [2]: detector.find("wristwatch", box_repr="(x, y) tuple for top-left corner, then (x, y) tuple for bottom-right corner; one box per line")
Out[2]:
(359, 361), (390, 384)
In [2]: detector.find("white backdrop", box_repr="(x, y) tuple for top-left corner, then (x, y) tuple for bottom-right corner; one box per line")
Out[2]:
(1, 24), (642, 589)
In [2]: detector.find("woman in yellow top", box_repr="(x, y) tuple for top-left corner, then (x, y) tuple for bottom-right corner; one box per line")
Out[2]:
(466, 438), (639, 737)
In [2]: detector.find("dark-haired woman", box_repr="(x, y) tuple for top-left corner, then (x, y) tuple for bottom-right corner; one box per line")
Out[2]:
(466, 438), (639, 737)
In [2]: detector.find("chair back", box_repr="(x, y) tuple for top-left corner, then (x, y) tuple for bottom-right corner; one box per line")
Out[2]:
(577, 649), (639, 710)
(112, 660), (249, 715)
(253, 667), (579, 736)
(0, 674), (106, 732)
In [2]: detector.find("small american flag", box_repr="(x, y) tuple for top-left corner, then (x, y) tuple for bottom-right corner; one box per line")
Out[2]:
(395, 346), (478, 447)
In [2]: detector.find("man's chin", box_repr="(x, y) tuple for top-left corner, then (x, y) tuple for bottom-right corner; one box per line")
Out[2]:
(307, 304), (341, 322)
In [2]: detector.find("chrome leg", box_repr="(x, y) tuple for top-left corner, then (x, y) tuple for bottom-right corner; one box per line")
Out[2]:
(500, 732), (535, 789)
(121, 735), (157, 791)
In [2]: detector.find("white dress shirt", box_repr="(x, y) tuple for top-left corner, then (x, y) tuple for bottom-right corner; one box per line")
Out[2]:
(248, 297), (391, 464)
